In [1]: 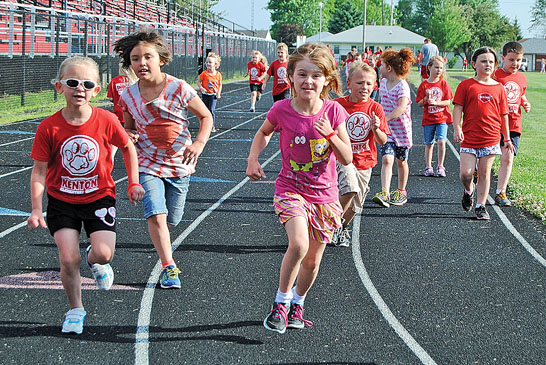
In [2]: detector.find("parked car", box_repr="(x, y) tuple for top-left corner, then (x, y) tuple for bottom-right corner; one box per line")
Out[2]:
(519, 57), (528, 71)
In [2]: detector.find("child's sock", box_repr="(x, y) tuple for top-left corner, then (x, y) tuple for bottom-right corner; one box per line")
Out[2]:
(476, 203), (484, 208)
(398, 189), (407, 195)
(465, 189), (473, 195)
(162, 260), (176, 269)
(291, 287), (306, 306)
(275, 289), (292, 306)
(496, 189), (502, 194)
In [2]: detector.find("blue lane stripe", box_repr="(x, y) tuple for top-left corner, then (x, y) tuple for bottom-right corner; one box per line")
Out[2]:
(0, 131), (35, 135)
(0, 208), (29, 216)
(190, 176), (234, 183)
(212, 138), (253, 142)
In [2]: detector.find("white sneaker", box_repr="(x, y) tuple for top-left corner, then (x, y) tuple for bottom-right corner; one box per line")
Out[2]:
(337, 227), (351, 247)
(86, 245), (114, 290)
(61, 308), (86, 334)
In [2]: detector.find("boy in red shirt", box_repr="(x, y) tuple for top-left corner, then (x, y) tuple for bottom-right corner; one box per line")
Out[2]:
(331, 62), (389, 246)
(244, 50), (266, 112)
(493, 41), (531, 206)
(263, 42), (290, 102)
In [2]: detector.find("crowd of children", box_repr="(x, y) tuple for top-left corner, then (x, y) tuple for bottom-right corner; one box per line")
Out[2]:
(26, 28), (531, 335)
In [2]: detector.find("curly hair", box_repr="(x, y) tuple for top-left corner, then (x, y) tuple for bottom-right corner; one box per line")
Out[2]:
(381, 48), (416, 78)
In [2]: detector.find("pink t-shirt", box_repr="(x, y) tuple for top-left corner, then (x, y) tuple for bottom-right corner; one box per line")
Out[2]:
(379, 78), (413, 148)
(119, 74), (198, 178)
(267, 99), (348, 204)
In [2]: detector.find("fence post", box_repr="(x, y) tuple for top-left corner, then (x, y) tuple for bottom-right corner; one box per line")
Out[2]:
(21, 12), (27, 107)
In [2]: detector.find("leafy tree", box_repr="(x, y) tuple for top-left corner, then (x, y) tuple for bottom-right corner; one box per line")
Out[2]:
(267, 0), (324, 39)
(328, 1), (361, 33)
(428, 0), (470, 52)
(530, 0), (546, 35)
(276, 23), (304, 45)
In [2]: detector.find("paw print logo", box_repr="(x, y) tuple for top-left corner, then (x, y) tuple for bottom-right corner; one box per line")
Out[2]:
(503, 81), (521, 103)
(277, 67), (287, 80)
(95, 207), (116, 227)
(346, 112), (371, 142)
(428, 86), (442, 102)
(60, 135), (99, 176)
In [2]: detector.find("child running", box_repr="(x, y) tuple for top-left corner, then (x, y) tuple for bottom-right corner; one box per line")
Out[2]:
(244, 50), (267, 112)
(263, 42), (291, 102)
(27, 56), (145, 334)
(493, 41), (531, 207)
(331, 62), (389, 247)
(199, 52), (223, 132)
(416, 55), (453, 177)
(453, 46), (515, 220)
(246, 43), (352, 333)
(114, 29), (213, 288)
(373, 48), (415, 207)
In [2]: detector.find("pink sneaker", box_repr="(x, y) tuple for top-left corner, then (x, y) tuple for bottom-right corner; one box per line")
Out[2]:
(436, 165), (446, 177)
(424, 167), (434, 177)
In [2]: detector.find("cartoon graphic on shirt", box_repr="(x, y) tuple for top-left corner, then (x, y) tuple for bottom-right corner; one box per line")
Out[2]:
(503, 81), (521, 114)
(95, 207), (116, 227)
(346, 112), (371, 153)
(60, 135), (100, 194)
(426, 87), (444, 114)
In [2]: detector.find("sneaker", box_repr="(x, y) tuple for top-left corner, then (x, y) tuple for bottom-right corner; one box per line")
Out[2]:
(329, 226), (342, 246)
(160, 265), (181, 289)
(337, 227), (351, 247)
(390, 189), (408, 206)
(287, 303), (313, 329)
(373, 189), (390, 208)
(86, 245), (114, 290)
(61, 308), (86, 334)
(461, 191), (474, 212)
(264, 302), (288, 334)
(475, 205), (491, 220)
(257, 95), (261, 101)
(495, 192), (512, 207)
(424, 167), (434, 177)
(435, 165), (446, 177)
(249, 106), (255, 112)
(211, 126), (218, 133)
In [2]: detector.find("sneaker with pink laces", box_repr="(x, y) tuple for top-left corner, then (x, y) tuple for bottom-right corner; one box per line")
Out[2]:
(436, 165), (446, 177)
(287, 303), (314, 329)
(263, 302), (288, 334)
(424, 167), (434, 177)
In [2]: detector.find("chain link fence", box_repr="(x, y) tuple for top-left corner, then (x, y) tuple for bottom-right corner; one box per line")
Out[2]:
(0, 1), (276, 120)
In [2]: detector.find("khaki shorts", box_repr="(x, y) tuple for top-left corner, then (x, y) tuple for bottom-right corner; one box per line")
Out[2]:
(336, 161), (372, 213)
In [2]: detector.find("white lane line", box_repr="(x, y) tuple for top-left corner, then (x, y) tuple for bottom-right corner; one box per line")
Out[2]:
(134, 150), (281, 365)
(0, 137), (35, 147)
(0, 166), (32, 179)
(351, 214), (438, 365)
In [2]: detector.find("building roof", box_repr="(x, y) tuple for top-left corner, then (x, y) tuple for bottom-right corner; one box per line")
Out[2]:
(237, 29), (272, 40)
(322, 25), (425, 46)
(306, 32), (333, 43)
(519, 38), (546, 54)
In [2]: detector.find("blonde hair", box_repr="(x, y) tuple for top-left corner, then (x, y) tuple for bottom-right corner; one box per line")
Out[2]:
(251, 50), (268, 69)
(381, 48), (415, 78)
(207, 51), (221, 68)
(287, 42), (341, 99)
(53, 56), (99, 84)
(277, 42), (288, 53)
(348, 61), (377, 81)
(426, 55), (447, 79)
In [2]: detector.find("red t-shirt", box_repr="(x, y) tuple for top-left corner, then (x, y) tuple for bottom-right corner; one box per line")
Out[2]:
(199, 70), (223, 95)
(335, 96), (390, 170)
(107, 75), (130, 123)
(247, 61), (266, 85)
(266, 59), (290, 96)
(493, 68), (527, 134)
(453, 78), (508, 148)
(30, 107), (129, 204)
(416, 79), (453, 126)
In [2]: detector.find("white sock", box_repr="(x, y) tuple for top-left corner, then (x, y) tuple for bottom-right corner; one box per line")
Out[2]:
(476, 203), (484, 208)
(496, 189), (502, 194)
(291, 287), (306, 305)
(275, 289), (292, 306)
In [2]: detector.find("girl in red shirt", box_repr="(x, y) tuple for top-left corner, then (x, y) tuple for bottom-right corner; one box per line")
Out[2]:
(453, 47), (515, 220)
(199, 52), (223, 132)
(244, 50), (267, 112)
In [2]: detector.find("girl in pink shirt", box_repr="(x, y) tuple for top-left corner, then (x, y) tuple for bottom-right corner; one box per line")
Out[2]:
(247, 43), (352, 334)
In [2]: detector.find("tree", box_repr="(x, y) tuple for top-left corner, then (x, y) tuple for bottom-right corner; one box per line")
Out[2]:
(428, 0), (470, 52)
(276, 23), (304, 45)
(530, 0), (546, 35)
(328, 1), (361, 34)
(267, 0), (324, 40)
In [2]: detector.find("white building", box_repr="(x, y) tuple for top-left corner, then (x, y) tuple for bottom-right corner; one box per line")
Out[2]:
(519, 38), (546, 72)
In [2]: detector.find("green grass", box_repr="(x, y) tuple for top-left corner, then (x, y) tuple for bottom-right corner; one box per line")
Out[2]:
(408, 69), (546, 223)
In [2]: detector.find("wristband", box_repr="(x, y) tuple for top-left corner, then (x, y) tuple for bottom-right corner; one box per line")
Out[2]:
(503, 139), (511, 143)
(325, 131), (338, 140)
(128, 183), (142, 191)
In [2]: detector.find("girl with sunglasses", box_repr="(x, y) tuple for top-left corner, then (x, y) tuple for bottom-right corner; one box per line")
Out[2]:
(114, 29), (213, 289)
(27, 56), (145, 334)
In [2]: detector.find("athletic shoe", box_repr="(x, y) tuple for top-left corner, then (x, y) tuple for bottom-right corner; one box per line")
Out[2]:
(436, 165), (446, 178)
(160, 265), (181, 289)
(249, 106), (255, 112)
(373, 189), (390, 208)
(475, 206), (490, 220)
(287, 303), (313, 329)
(264, 302), (288, 334)
(495, 192), (512, 207)
(86, 245), (114, 290)
(337, 227), (351, 247)
(61, 308), (86, 335)
(461, 191), (474, 212)
(424, 167), (434, 177)
(390, 189), (408, 206)
(257, 95), (261, 101)
(329, 226), (342, 246)
(211, 126), (218, 133)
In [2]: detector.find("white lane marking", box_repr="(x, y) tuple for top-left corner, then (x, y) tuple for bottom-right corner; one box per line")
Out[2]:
(0, 137), (35, 147)
(411, 87), (545, 267)
(352, 214), (438, 365)
(0, 166), (32, 179)
(134, 150), (280, 365)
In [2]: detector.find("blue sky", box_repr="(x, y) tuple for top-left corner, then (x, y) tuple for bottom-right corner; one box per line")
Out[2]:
(212, 0), (538, 38)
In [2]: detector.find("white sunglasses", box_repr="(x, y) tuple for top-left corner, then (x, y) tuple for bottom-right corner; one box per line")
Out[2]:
(60, 78), (98, 90)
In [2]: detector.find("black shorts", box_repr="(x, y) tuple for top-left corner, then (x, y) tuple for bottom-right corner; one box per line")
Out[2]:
(46, 194), (117, 237)
(250, 84), (263, 93)
(273, 89), (291, 102)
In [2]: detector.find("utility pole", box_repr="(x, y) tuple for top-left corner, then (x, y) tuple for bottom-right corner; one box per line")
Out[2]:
(362, 0), (367, 51)
(390, 0), (394, 25)
(251, 0), (254, 31)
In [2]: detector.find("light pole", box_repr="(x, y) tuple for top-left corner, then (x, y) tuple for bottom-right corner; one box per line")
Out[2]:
(362, 0), (367, 52)
(319, 2), (323, 42)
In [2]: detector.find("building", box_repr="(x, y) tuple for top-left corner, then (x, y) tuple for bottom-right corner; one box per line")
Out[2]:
(519, 38), (546, 72)
(318, 25), (425, 61)
(237, 30), (273, 41)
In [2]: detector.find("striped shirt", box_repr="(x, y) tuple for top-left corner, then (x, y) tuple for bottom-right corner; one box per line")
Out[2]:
(379, 78), (413, 148)
(120, 74), (198, 178)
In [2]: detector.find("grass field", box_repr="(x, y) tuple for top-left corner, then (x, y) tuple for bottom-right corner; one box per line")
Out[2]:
(408, 69), (546, 223)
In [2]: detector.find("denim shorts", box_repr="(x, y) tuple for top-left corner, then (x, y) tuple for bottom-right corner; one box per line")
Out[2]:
(140, 173), (190, 226)
(460, 144), (501, 158)
(500, 132), (520, 156)
(423, 123), (448, 145)
(380, 142), (410, 161)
